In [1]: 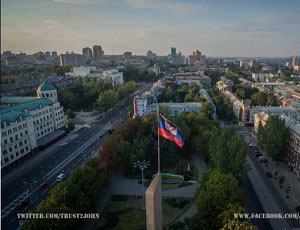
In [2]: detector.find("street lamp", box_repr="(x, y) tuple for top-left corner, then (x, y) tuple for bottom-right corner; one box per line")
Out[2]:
(134, 160), (150, 209)
(23, 181), (38, 203)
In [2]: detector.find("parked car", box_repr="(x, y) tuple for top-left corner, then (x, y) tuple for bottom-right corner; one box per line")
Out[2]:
(266, 171), (273, 178)
(16, 200), (29, 209)
(56, 173), (65, 182)
(38, 182), (48, 190)
(59, 142), (67, 146)
(256, 153), (263, 158)
(259, 155), (268, 163)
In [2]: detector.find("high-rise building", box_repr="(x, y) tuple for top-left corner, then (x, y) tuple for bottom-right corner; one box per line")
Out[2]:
(171, 47), (176, 58)
(93, 45), (103, 62)
(51, 51), (58, 58)
(123, 51), (132, 60)
(292, 56), (298, 66)
(60, 52), (85, 66)
(82, 47), (93, 62)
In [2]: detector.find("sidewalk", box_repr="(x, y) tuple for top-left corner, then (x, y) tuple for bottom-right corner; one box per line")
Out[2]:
(80, 154), (208, 229)
(244, 133), (300, 213)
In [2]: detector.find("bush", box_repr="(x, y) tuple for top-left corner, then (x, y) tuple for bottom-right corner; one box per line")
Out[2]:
(104, 213), (119, 228)
(111, 195), (129, 202)
(166, 198), (178, 208)
(278, 176), (285, 184)
(295, 205), (300, 212)
(177, 199), (190, 209)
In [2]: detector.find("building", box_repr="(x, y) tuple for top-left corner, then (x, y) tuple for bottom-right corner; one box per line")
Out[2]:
(147, 50), (156, 60)
(281, 116), (300, 179)
(253, 112), (269, 133)
(171, 47), (176, 59)
(249, 106), (298, 123)
(60, 52), (85, 66)
(188, 50), (206, 66)
(123, 52), (132, 60)
(249, 59), (257, 68)
(200, 89), (216, 119)
(252, 73), (267, 82)
(68, 66), (97, 77)
(51, 51), (58, 58)
(292, 56), (298, 66)
(148, 65), (161, 75)
(82, 47), (93, 62)
(167, 72), (211, 88)
(1, 83), (66, 169)
(147, 103), (201, 116)
(93, 45), (103, 62)
(103, 69), (124, 87)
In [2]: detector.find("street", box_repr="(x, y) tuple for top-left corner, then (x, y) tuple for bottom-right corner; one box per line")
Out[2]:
(1, 83), (151, 230)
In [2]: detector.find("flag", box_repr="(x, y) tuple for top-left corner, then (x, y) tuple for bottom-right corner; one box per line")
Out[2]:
(158, 114), (184, 148)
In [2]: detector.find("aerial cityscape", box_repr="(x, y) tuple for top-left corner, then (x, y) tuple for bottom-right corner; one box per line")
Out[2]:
(1, 0), (300, 230)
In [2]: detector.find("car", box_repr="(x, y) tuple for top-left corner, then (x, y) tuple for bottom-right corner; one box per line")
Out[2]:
(59, 142), (67, 146)
(38, 182), (48, 190)
(256, 153), (263, 158)
(16, 200), (29, 209)
(266, 172), (273, 178)
(121, 119), (125, 123)
(259, 155), (268, 163)
(56, 173), (65, 182)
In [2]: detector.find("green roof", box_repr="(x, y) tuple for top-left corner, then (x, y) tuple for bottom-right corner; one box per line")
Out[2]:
(37, 82), (56, 91)
(1, 111), (32, 123)
(1, 98), (54, 115)
(1, 96), (38, 105)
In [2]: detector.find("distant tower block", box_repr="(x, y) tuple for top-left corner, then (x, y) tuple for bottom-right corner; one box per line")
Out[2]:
(146, 174), (162, 230)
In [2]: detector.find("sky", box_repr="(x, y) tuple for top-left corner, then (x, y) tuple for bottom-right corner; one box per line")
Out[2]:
(1, 0), (300, 57)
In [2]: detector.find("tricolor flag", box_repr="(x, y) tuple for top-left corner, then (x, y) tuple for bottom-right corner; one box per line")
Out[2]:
(158, 114), (184, 148)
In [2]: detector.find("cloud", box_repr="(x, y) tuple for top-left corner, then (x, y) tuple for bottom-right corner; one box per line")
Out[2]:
(42, 19), (60, 26)
(124, 0), (204, 14)
(52, 0), (105, 5)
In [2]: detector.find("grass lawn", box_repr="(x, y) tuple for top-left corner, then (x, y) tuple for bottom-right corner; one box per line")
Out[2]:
(96, 196), (194, 230)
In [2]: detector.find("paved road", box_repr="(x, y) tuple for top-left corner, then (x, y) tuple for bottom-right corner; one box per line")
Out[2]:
(1, 83), (152, 230)
(235, 125), (300, 230)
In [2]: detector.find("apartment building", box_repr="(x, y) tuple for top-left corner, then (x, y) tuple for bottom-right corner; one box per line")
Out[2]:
(1, 83), (66, 169)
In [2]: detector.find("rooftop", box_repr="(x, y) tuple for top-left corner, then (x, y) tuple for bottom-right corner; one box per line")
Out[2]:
(1, 98), (54, 115)
(37, 82), (56, 91)
(1, 111), (32, 123)
(1, 96), (38, 105)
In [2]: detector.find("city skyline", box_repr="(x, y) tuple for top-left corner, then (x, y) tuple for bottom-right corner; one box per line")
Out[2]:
(1, 0), (300, 57)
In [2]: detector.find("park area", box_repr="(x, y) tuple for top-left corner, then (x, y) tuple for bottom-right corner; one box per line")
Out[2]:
(95, 195), (194, 230)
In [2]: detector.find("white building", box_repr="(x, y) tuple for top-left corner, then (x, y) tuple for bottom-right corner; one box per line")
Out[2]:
(252, 73), (267, 82)
(103, 69), (124, 87)
(199, 89), (216, 119)
(1, 83), (66, 169)
(146, 103), (201, 116)
(69, 66), (97, 77)
(249, 106), (298, 123)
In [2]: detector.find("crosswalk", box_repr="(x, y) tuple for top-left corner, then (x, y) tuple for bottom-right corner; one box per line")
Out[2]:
(1, 190), (30, 218)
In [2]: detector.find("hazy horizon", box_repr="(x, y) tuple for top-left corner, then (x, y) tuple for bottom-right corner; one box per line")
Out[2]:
(2, 0), (300, 57)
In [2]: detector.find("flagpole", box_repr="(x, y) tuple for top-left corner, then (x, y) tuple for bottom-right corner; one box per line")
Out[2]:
(157, 105), (160, 175)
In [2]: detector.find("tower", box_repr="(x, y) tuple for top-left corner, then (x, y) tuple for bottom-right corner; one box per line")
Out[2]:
(37, 82), (57, 102)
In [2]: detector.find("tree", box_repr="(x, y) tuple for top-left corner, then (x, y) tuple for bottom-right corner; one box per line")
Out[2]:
(263, 116), (289, 161)
(66, 109), (75, 119)
(221, 219), (257, 230)
(208, 127), (249, 184)
(195, 169), (243, 230)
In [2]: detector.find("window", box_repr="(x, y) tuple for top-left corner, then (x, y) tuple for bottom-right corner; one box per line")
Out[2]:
(16, 151), (19, 157)
(4, 139), (8, 145)
(9, 147), (13, 152)
(19, 142), (23, 147)
(15, 145), (18, 149)
(4, 158), (9, 163)
(10, 137), (13, 143)
(3, 150), (8, 155)
(25, 147), (29, 151)
(24, 140), (27, 144)
(25, 130), (28, 135)
(20, 149), (24, 154)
